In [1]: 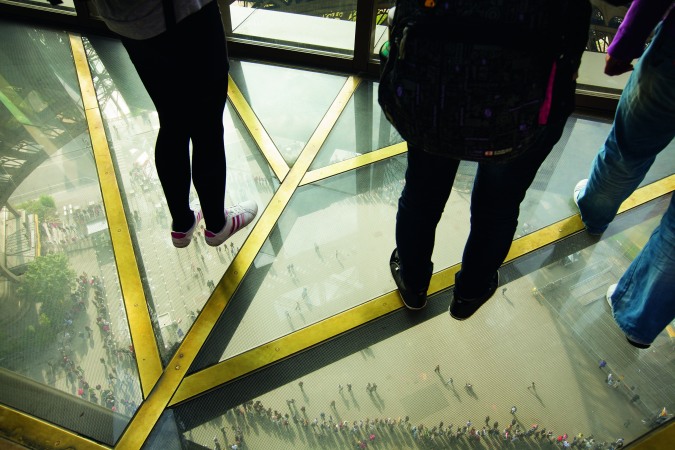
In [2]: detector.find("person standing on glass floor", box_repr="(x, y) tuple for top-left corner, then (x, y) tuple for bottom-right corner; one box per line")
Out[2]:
(381, 1), (592, 318)
(88, 0), (257, 248)
(574, 0), (675, 349)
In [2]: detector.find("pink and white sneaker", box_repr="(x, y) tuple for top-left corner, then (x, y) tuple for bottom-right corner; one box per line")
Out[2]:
(205, 200), (258, 247)
(171, 209), (203, 248)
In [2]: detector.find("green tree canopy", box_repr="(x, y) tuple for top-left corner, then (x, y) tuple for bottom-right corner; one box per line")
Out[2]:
(17, 195), (57, 221)
(17, 253), (75, 327)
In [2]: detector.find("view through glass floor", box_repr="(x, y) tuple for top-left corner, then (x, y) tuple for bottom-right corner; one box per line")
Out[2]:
(2, 18), (674, 449)
(1, 21), (141, 444)
(175, 194), (674, 450)
(84, 36), (675, 370)
(84, 37), (278, 364)
(310, 81), (404, 171)
(229, 60), (348, 168)
(194, 113), (675, 366)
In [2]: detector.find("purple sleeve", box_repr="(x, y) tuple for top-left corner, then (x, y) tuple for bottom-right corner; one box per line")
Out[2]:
(607, 0), (674, 61)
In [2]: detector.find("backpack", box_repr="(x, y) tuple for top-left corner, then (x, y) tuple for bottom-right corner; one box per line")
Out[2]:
(378, 0), (567, 163)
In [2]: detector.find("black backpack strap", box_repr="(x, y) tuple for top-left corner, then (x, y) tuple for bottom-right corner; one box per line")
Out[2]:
(162, 0), (177, 30)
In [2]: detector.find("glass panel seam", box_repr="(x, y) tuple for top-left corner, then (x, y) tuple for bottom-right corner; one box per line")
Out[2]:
(301, 142), (407, 186)
(228, 75), (289, 182)
(69, 33), (163, 397)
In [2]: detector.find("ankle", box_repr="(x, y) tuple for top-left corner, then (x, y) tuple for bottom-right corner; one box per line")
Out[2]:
(206, 219), (226, 233)
(455, 271), (497, 299)
(172, 214), (195, 233)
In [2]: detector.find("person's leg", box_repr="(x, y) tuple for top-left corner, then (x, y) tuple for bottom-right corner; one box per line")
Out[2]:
(577, 24), (675, 233)
(179, 1), (230, 232)
(395, 147), (459, 292)
(122, 34), (194, 232)
(610, 194), (675, 346)
(457, 117), (568, 298)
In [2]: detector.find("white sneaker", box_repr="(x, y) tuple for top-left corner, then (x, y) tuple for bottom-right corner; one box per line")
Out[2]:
(606, 283), (617, 309)
(205, 200), (258, 247)
(171, 209), (203, 248)
(574, 179), (605, 236)
(573, 179), (588, 208)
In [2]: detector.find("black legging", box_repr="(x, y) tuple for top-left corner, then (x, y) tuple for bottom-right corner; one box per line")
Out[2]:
(122, 1), (228, 232)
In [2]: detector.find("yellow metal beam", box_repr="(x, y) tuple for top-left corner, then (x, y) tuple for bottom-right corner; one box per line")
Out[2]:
(630, 419), (675, 450)
(69, 34), (163, 397)
(227, 76), (290, 182)
(300, 142), (407, 186)
(0, 405), (110, 450)
(171, 289), (401, 404)
(617, 174), (675, 214)
(506, 173), (675, 262)
(34, 214), (40, 261)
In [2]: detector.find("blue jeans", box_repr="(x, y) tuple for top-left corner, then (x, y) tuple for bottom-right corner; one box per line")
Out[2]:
(396, 118), (568, 297)
(577, 23), (675, 345)
(612, 195), (675, 345)
(577, 24), (675, 234)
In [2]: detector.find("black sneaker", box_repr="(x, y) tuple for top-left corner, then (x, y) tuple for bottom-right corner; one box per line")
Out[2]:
(626, 337), (651, 349)
(389, 249), (427, 310)
(449, 271), (499, 320)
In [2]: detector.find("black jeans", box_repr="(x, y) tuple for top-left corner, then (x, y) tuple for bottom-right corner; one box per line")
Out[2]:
(122, 1), (229, 232)
(395, 117), (568, 297)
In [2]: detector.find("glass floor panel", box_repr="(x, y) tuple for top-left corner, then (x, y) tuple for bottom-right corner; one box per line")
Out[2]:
(310, 81), (403, 171)
(229, 60), (348, 167)
(83, 38), (278, 363)
(193, 111), (675, 366)
(194, 155), (409, 364)
(0, 21), (140, 444)
(174, 194), (674, 450)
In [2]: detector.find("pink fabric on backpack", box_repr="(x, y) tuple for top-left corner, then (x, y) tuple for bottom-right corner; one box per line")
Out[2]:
(538, 61), (557, 125)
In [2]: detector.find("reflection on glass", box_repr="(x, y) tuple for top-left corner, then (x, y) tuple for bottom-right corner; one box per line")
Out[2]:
(587, 2), (631, 53)
(229, 0), (360, 55)
(179, 198), (673, 449)
(372, 1), (395, 57)
(229, 1), (394, 59)
(311, 81), (403, 171)
(83, 39), (277, 364)
(229, 60), (347, 167)
(2, 0), (76, 12)
(0, 21), (139, 443)
(230, 0), (396, 56)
